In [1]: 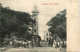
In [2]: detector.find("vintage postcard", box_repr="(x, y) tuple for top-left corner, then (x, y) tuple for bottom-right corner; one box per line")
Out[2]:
(0, 0), (79, 52)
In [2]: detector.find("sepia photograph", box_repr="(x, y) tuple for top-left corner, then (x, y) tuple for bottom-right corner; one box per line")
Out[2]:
(0, 0), (67, 52)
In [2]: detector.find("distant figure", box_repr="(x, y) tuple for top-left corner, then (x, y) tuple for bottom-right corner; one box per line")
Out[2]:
(22, 41), (25, 48)
(19, 41), (22, 48)
(15, 41), (19, 48)
(10, 41), (12, 45)
(57, 41), (60, 48)
(63, 40), (66, 48)
(32, 39), (34, 47)
(55, 41), (57, 48)
(38, 36), (41, 47)
(59, 41), (63, 50)
(10, 41), (12, 48)
(10, 41), (13, 48)
(24, 41), (27, 48)
(28, 41), (31, 48)
(53, 40), (56, 47)
(51, 37), (53, 47)
(48, 38), (51, 46)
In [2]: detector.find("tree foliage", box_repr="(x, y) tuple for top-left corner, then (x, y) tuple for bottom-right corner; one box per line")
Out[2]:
(47, 9), (66, 40)
(0, 7), (34, 42)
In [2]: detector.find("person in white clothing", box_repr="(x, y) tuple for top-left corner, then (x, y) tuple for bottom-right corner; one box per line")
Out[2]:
(53, 40), (56, 48)
(57, 41), (60, 48)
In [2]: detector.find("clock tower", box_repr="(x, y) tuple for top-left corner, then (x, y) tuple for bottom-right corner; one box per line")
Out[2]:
(31, 5), (41, 47)
(32, 5), (39, 35)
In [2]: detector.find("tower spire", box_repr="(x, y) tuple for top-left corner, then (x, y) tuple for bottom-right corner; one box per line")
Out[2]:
(32, 5), (39, 14)
(33, 4), (37, 11)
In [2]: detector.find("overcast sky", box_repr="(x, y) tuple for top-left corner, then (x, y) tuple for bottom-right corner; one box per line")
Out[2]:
(0, 0), (66, 40)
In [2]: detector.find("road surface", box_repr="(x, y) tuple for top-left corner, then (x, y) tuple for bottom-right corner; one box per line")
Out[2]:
(1, 47), (66, 52)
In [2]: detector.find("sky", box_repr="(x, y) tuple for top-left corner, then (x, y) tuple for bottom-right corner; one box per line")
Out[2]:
(0, 0), (66, 40)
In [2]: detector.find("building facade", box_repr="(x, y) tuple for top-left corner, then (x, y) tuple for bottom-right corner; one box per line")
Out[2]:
(44, 31), (51, 41)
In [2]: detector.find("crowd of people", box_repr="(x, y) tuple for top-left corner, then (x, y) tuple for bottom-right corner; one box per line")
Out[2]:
(9, 38), (67, 50)
(48, 38), (67, 50)
(9, 40), (32, 48)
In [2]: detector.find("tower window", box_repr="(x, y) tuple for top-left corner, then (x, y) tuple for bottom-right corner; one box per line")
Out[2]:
(34, 29), (36, 32)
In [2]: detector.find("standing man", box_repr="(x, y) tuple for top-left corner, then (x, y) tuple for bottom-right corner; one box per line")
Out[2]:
(10, 41), (12, 48)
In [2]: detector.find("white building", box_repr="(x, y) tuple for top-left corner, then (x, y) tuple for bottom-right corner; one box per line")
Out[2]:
(44, 31), (51, 41)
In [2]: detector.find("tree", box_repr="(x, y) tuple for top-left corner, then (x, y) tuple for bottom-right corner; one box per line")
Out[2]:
(0, 6), (34, 43)
(47, 9), (66, 40)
